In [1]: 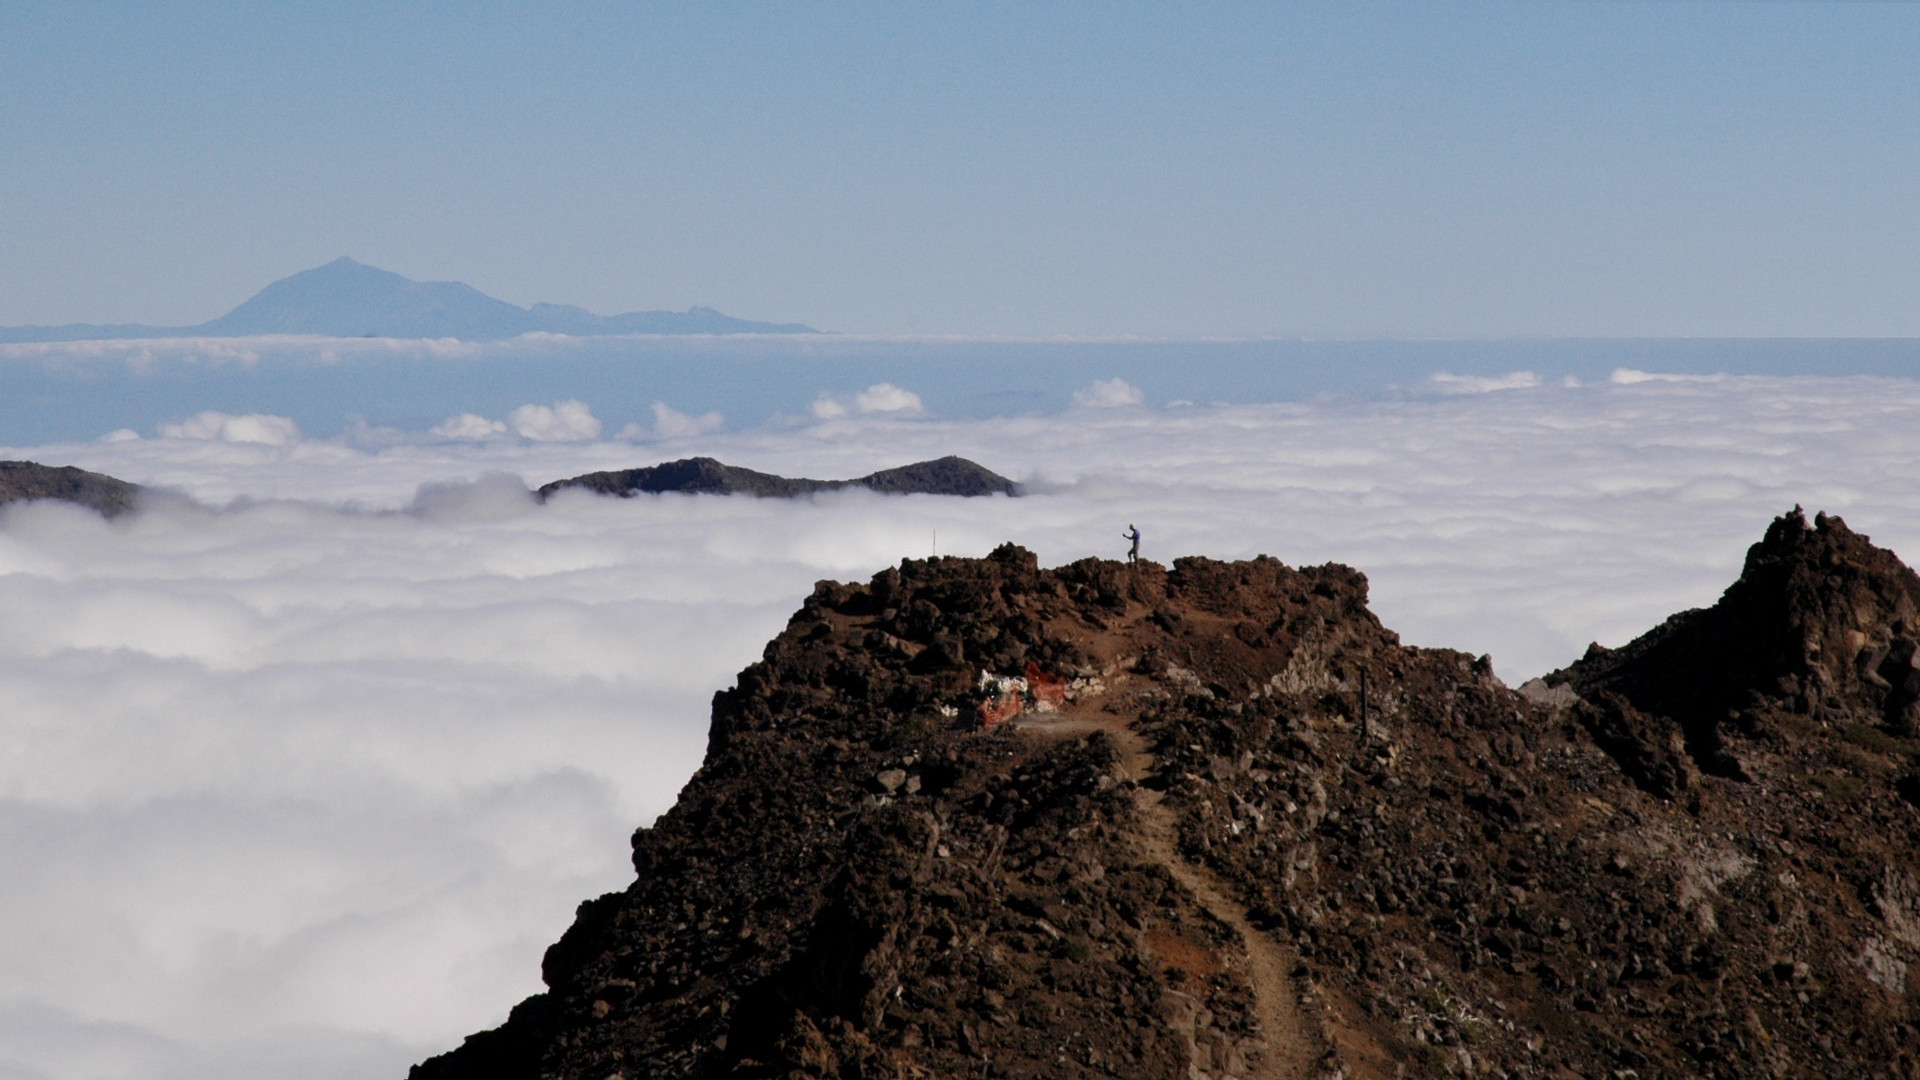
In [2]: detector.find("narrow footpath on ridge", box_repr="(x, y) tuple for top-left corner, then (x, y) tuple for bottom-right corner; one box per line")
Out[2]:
(1017, 671), (1326, 1080)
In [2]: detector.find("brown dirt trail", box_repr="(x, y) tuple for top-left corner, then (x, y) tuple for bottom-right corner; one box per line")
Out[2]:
(1023, 683), (1325, 1080)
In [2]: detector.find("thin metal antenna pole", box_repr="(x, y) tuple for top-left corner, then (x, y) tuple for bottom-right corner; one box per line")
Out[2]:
(1359, 668), (1369, 748)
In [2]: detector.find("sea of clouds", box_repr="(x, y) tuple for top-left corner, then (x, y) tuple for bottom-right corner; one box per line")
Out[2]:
(3, 368), (1920, 1078)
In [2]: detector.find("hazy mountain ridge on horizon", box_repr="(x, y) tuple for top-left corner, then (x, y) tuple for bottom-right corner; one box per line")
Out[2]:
(0, 257), (818, 342)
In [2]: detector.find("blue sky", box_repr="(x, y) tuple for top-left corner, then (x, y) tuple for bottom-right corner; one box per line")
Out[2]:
(4, 2), (1918, 336)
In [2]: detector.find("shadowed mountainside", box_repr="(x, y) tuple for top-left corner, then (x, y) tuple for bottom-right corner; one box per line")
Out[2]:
(413, 510), (1920, 1078)
(0, 460), (140, 517)
(537, 456), (1020, 501)
(1548, 508), (1920, 791)
(0, 258), (817, 342)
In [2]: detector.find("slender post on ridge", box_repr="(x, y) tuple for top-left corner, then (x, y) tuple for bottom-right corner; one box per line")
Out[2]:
(1359, 668), (1369, 749)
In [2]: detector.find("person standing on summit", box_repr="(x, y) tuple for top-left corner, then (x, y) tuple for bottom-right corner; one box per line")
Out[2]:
(1123, 524), (1140, 564)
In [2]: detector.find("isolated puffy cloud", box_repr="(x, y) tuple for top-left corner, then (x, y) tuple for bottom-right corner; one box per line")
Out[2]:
(802, 382), (921, 417)
(156, 411), (302, 445)
(4, 372), (1920, 1078)
(647, 402), (725, 439)
(808, 393), (848, 420)
(1072, 376), (1145, 408)
(430, 413), (509, 441)
(807, 383), (925, 419)
(508, 400), (602, 442)
(852, 382), (924, 415)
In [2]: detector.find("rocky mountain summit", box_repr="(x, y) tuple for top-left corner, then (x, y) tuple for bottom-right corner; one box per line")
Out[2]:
(413, 508), (1920, 1078)
(0, 460), (139, 516)
(538, 456), (1019, 501)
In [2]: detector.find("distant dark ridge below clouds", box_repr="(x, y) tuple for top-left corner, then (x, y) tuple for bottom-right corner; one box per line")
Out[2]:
(1, 456), (1017, 516)
(539, 456), (1021, 501)
(0, 257), (818, 342)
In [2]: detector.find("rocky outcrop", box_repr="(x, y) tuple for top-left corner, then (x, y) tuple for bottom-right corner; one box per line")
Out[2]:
(1553, 507), (1920, 761)
(414, 511), (1920, 1079)
(0, 460), (139, 517)
(537, 456), (1019, 501)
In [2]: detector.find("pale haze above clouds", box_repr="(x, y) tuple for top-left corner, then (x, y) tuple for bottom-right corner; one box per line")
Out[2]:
(3, 372), (1920, 1079)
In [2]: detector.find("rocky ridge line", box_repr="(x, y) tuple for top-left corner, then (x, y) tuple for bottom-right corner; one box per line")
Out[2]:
(413, 509), (1920, 1078)
(0, 460), (140, 517)
(0, 454), (1015, 518)
(536, 456), (1020, 501)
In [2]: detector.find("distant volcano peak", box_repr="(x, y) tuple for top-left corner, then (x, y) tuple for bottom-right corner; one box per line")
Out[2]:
(0, 260), (819, 342)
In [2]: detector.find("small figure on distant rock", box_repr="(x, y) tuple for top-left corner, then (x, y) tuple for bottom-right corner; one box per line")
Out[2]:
(1123, 524), (1141, 564)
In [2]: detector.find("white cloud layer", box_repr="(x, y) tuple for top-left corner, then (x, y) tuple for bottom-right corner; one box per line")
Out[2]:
(3, 372), (1920, 1078)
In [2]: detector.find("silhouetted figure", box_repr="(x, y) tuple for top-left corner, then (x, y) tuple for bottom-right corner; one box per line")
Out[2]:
(1123, 524), (1140, 564)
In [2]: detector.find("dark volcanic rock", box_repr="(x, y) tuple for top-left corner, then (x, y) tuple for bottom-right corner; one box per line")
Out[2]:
(1555, 507), (1920, 770)
(0, 460), (139, 517)
(857, 457), (1019, 498)
(415, 513), (1920, 1079)
(537, 456), (1019, 502)
(544, 458), (833, 500)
